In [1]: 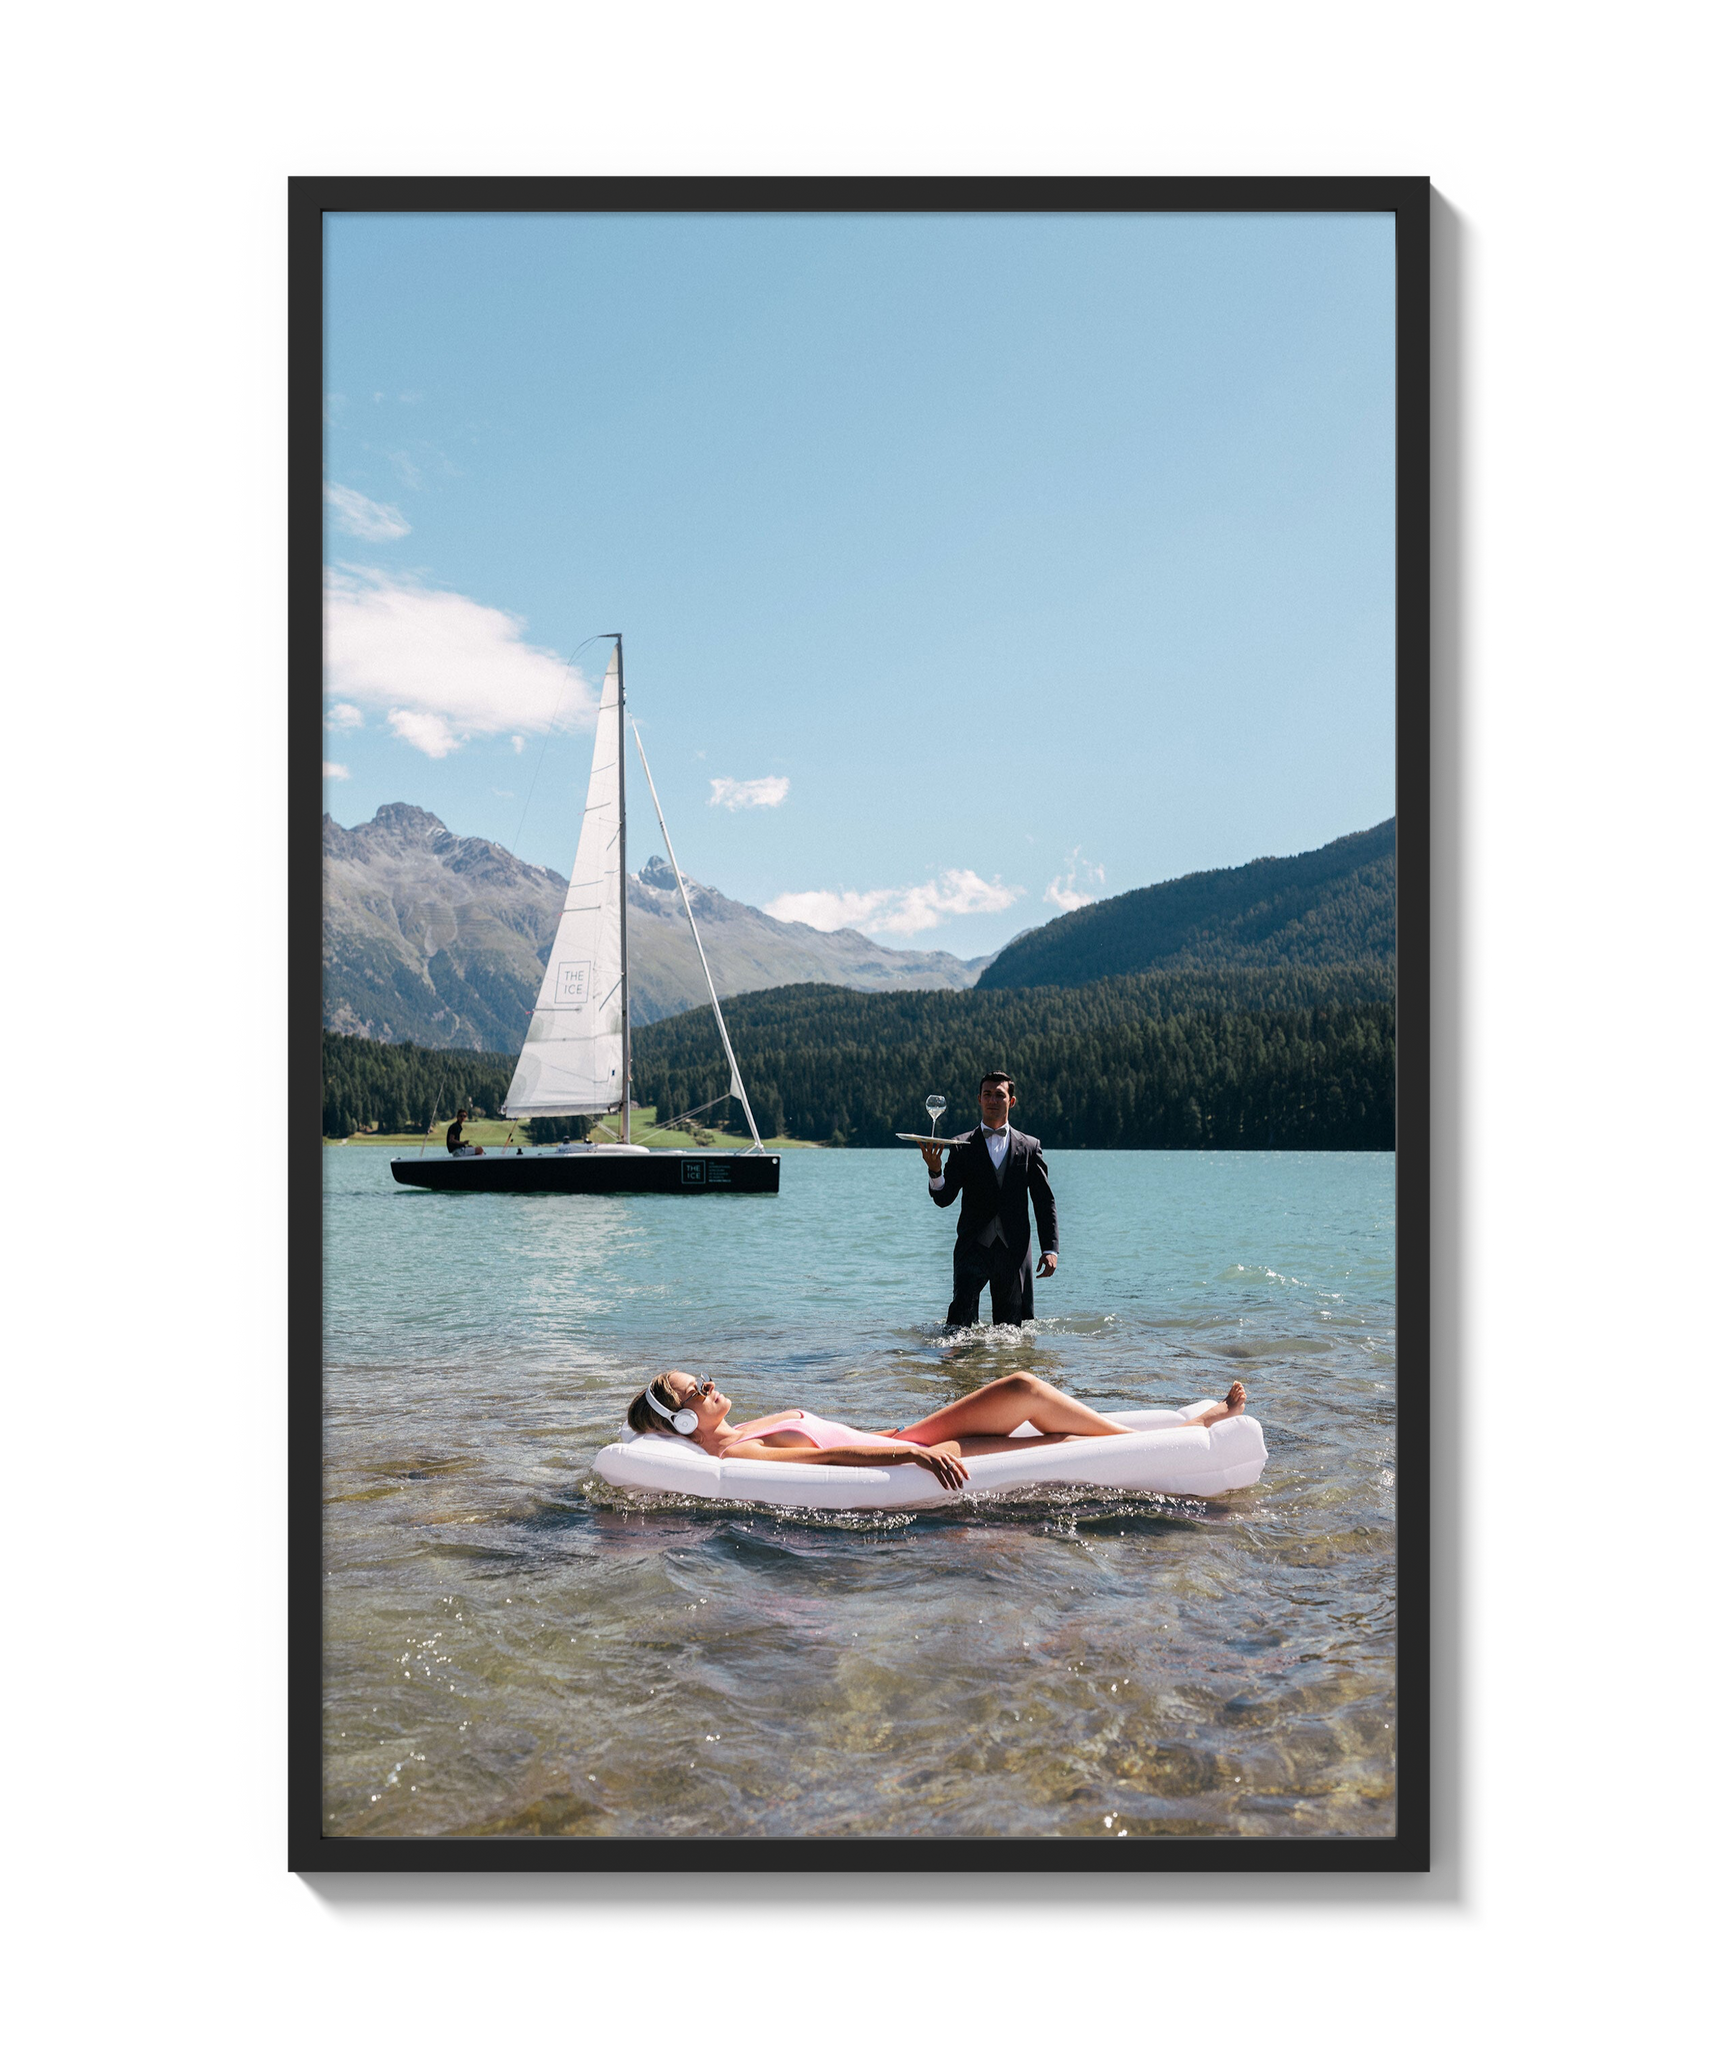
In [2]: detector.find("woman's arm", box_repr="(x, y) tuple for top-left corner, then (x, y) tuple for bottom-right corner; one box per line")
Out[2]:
(717, 1437), (969, 1491)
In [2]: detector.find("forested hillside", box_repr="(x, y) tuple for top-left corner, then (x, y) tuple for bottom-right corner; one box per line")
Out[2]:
(322, 1033), (516, 1139)
(326, 954), (1395, 1149)
(978, 818), (1395, 990)
(631, 967), (1395, 1151)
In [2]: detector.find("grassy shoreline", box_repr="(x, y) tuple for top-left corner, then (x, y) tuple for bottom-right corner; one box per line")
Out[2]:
(326, 1106), (823, 1150)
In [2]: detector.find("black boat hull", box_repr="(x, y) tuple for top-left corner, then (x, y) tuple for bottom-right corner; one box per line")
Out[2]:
(389, 1150), (781, 1195)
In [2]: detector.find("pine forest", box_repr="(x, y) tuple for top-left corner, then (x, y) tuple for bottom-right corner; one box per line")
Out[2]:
(324, 960), (1394, 1150)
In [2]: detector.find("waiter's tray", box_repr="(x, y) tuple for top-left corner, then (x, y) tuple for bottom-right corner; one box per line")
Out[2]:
(894, 1132), (973, 1146)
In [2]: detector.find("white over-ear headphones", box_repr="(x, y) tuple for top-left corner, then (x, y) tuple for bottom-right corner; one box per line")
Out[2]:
(645, 1382), (700, 1435)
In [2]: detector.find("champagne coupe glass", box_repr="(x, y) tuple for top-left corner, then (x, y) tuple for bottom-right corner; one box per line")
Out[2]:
(925, 1093), (947, 1142)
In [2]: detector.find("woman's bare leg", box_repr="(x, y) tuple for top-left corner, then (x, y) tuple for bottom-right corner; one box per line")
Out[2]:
(1190, 1381), (1247, 1427)
(892, 1373), (1246, 1446)
(893, 1372), (1131, 1444)
(920, 1432), (1084, 1457)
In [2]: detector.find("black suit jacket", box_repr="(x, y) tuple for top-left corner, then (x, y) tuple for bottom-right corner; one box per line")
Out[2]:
(928, 1125), (1058, 1259)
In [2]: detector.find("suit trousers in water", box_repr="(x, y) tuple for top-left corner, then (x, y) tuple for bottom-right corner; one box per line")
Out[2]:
(947, 1231), (1035, 1327)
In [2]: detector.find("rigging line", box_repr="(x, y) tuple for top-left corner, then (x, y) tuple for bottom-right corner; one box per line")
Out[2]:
(509, 632), (611, 860)
(653, 1092), (736, 1133)
(418, 1079), (446, 1157)
(631, 720), (765, 1154)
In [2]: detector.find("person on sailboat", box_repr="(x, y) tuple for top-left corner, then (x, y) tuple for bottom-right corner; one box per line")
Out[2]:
(918, 1071), (1056, 1327)
(626, 1369), (1248, 1493)
(445, 1109), (484, 1157)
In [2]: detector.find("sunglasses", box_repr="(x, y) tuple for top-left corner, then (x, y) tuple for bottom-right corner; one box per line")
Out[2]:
(671, 1377), (715, 1404)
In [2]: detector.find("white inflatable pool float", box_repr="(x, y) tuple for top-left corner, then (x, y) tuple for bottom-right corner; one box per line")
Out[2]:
(593, 1405), (1267, 1511)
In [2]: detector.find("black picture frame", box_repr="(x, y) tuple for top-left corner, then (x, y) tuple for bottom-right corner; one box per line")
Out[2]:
(288, 176), (1433, 1875)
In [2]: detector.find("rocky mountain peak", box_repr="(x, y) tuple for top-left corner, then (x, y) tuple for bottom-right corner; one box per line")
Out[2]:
(325, 803), (995, 1050)
(368, 802), (454, 845)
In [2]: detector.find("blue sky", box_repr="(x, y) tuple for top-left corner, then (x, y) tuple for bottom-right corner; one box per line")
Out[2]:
(323, 210), (1394, 961)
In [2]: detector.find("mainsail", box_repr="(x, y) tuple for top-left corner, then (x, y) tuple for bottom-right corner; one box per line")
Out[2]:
(503, 647), (628, 1118)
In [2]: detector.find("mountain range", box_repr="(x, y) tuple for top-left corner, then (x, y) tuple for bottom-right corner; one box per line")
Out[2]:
(322, 805), (996, 1051)
(977, 818), (1395, 990)
(323, 805), (1396, 1054)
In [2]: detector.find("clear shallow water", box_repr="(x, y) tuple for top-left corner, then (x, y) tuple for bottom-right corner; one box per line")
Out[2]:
(323, 1147), (1396, 1838)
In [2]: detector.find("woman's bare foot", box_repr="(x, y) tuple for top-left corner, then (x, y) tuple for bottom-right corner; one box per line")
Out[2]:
(1194, 1381), (1246, 1427)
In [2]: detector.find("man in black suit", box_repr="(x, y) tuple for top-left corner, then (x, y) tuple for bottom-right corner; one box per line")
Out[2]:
(920, 1070), (1058, 1327)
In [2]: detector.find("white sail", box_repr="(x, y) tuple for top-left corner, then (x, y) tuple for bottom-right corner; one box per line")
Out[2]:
(503, 648), (627, 1117)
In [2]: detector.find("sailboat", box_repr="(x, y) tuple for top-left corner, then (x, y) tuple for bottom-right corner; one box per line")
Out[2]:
(390, 636), (781, 1195)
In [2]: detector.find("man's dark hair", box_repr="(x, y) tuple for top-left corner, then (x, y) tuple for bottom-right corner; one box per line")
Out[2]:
(980, 1070), (1015, 1092)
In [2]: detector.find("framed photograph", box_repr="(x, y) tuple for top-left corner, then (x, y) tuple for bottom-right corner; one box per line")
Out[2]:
(291, 176), (1428, 1870)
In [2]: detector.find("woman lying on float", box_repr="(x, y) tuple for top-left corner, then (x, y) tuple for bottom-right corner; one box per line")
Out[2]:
(628, 1369), (1249, 1494)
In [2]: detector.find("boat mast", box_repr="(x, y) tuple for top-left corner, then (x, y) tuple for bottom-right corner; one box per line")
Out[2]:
(613, 632), (632, 1144)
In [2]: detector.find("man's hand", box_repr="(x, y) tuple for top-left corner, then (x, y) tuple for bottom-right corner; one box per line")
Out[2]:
(919, 1142), (945, 1176)
(1036, 1250), (1058, 1278)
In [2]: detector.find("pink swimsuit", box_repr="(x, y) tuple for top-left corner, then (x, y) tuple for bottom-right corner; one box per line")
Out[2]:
(729, 1410), (904, 1452)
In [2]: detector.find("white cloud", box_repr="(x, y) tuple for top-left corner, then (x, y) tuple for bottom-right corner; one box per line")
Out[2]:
(323, 760), (350, 781)
(709, 775), (789, 811)
(1044, 879), (1094, 911)
(387, 708), (459, 757)
(324, 482), (411, 541)
(323, 567), (597, 757)
(1045, 849), (1106, 912)
(380, 438), (459, 486)
(325, 702), (363, 731)
(510, 735), (526, 754)
(765, 868), (1023, 938)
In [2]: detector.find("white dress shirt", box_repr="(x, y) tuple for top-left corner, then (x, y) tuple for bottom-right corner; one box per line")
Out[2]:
(928, 1123), (1009, 1193)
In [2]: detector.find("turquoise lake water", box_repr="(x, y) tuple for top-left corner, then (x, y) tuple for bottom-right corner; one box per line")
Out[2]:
(322, 1146), (1396, 1839)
